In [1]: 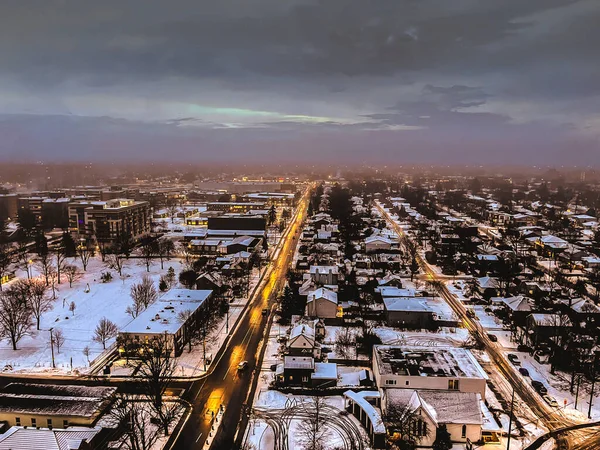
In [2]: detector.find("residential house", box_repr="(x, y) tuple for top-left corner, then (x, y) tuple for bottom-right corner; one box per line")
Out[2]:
(306, 288), (339, 319)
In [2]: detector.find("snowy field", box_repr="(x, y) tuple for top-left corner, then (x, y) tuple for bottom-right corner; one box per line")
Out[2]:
(0, 255), (183, 374)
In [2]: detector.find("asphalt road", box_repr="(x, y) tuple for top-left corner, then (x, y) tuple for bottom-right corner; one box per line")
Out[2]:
(171, 190), (310, 450)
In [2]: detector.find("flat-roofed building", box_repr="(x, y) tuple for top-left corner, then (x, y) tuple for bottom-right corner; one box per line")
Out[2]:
(118, 289), (212, 356)
(0, 383), (116, 429)
(372, 345), (488, 400)
(206, 202), (265, 213)
(68, 198), (150, 244)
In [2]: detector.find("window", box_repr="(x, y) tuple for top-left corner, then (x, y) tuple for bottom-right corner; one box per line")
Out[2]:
(47, 419), (53, 429)
(63, 420), (69, 428)
(15, 417), (20, 426)
(385, 379), (397, 386)
(31, 418), (37, 427)
(405, 380), (410, 386)
(462, 424), (467, 438)
(448, 379), (459, 390)
(302, 376), (309, 383)
(413, 419), (427, 437)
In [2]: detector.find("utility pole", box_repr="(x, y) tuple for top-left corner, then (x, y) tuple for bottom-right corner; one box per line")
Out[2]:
(506, 387), (515, 450)
(49, 328), (55, 369)
(575, 374), (581, 410)
(589, 350), (599, 419)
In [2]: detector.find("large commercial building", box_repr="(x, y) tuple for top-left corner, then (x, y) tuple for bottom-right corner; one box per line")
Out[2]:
(68, 198), (150, 244)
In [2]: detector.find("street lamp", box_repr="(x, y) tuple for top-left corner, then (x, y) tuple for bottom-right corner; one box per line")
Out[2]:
(49, 328), (56, 369)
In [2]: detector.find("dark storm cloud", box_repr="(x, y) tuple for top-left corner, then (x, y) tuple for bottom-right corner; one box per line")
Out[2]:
(0, 0), (598, 164)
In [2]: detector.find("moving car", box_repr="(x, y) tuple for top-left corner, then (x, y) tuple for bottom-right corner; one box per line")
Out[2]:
(543, 395), (559, 408)
(531, 380), (548, 395)
(487, 333), (498, 342)
(238, 361), (249, 371)
(518, 368), (530, 377)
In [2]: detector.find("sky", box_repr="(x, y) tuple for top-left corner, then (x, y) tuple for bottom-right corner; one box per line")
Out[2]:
(0, 0), (599, 165)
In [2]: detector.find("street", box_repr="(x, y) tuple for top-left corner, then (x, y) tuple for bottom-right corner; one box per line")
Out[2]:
(171, 189), (310, 450)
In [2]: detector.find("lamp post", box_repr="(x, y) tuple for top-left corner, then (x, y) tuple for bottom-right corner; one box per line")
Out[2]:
(49, 328), (55, 369)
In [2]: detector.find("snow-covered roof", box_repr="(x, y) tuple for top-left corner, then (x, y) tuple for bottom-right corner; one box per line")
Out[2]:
(530, 313), (572, 327)
(343, 390), (386, 434)
(560, 298), (600, 314)
(290, 324), (315, 342)
(495, 296), (534, 312)
(307, 287), (338, 305)
(0, 427), (101, 450)
(385, 389), (483, 426)
(374, 345), (488, 380)
(365, 235), (393, 245)
(121, 289), (212, 335)
(0, 384), (116, 419)
(376, 286), (418, 298)
(383, 297), (433, 313)
(311, 363), (337, 380)
(283, 356), (314, 370)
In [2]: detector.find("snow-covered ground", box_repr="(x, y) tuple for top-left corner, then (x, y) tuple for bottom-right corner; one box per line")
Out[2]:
(0, 255), (183, 374)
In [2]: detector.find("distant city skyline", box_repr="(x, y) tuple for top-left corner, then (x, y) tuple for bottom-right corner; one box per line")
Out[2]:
(0, 0), (599, 164)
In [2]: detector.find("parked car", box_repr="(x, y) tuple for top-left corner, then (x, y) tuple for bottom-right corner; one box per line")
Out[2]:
(517, 344), (533, 353)
(238, 361), (249, 371)
(487, 333), (498, 342)
(519, 368), (530, 377)
(531, 380), (548, 395)
(543, 395), (559, 408)
(262, 308), (269, 316)
(534, 351), (550, 364)
(507, 354), (521, 366)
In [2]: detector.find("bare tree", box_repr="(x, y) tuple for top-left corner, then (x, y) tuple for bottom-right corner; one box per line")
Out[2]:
(83, 345), (91, 365)
(53, 328), (65, 354)
(36, 251), (53, 286)
(138, 334), (179, 436)
(47, 265), (58, 299)
(93, 317), (119, 349)
(0, 287), (33, 350)
(77, 239), (94, 271)
(28, 278), (52, 330)
(156, 238), (175, 270)
(17, 242), (33, 279)
(64, 264), (80, 288)
(166, 198), (179, 224)
(139, 239), (157, 272)
(383, 402), (431, 449)
(106, 253), (126, 277)
(0, 243), (14, 291)
(335, 328), (356, 359)
(130, 275), (158, 310)
(297, 396), (331, 450)
(69, 301), (76, 316)
(108, 394), (162, 450)
(53, 245), (68, 284)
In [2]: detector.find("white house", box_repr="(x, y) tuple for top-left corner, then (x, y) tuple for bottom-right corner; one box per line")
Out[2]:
(288, 324), (320, 358)
(381, 389), (488, 446)
(306, 287), (338, 319)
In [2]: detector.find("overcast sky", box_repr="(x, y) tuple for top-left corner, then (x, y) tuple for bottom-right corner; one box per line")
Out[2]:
(0, 0), (599, 165)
